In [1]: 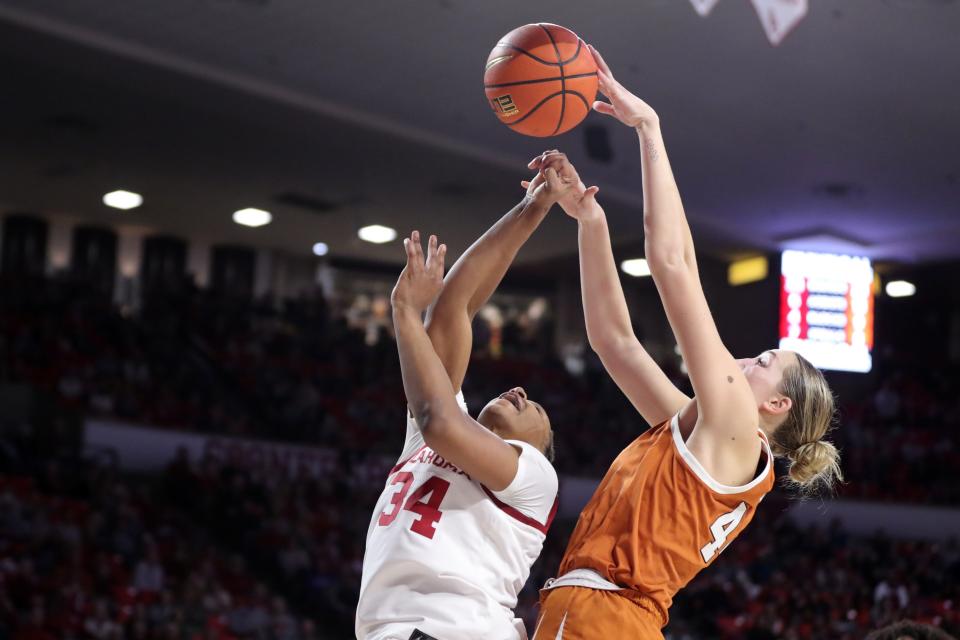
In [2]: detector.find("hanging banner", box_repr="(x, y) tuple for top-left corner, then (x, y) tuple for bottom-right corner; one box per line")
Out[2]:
(749, 0), (808, 46)
(689, 0), (721, 17)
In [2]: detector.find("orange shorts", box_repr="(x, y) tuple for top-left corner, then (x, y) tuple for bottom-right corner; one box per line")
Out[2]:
(531, 586), (665, 640)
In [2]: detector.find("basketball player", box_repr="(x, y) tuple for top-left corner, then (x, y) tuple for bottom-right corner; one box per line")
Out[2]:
(356, 167), (573, 640)
(528, 46), (843, 639)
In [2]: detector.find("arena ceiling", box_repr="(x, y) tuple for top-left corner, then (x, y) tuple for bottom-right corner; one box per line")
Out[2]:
(0, 0), (958, 268)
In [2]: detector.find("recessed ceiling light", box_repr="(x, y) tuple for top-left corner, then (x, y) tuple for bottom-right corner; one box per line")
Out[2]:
(232, 208), (272, 228)
(313, 242), (329, 256)
(103, 190), (143, 210)
(620, 258), (651, 277)
(885, 280), (916, 298)
(358, 224), (397, 244)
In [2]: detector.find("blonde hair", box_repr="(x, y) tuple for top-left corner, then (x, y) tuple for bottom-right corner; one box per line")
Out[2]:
(770, 354), (843, 493)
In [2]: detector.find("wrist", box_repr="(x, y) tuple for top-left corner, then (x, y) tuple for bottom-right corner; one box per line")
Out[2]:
(392, 302), (423, 320)
(521, 194), (552, 214)
(634, 115), (660, 135)
(576, 202), (605, 225)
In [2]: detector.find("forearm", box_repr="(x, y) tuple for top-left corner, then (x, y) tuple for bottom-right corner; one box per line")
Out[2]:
(393, 305), (462, 428)
(578, 202), (690, 428)
(438, 197), (551, 317)
(636, 123), (695, 271)
(577, 207), (637, 348)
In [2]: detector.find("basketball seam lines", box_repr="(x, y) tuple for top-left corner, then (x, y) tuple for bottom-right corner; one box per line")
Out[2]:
(484, 71), (597, 89)
(563, 90), (591, 112)
(505, 90), (591, 128)
(539, 24), (566, 135)
(493, 38), (583, 67)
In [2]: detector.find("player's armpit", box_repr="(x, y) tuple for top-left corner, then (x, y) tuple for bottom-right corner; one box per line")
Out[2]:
(418, 410), (520, 492)
(651, 264), (758, 442)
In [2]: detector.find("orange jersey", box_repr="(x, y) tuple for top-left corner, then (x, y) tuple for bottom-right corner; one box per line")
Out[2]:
(558, 414), (774, 625)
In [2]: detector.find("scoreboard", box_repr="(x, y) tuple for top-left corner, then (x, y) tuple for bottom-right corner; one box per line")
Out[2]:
(778, 250), (874, 373)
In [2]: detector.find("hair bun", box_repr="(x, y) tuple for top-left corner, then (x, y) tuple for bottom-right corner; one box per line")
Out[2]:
(792, 441), (819, 462)
(787, 440), (842, 489)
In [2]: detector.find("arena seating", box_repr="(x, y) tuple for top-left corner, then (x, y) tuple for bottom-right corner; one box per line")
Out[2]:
(1, 273), (958, 638)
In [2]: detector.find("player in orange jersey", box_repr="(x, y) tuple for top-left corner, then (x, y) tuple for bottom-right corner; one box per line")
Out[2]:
(527, 46), (844, 639)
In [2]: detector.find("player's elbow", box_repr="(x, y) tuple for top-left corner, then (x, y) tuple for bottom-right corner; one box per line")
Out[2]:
(588, 332), (631, 358)
(416, 403), (458, 443)
(429, 290), (470, 321)
(646, 246), (688, 273)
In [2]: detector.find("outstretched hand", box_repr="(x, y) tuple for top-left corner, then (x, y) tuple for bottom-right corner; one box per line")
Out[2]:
(588, 44), (659, 130)
(391, 230), (447, 314)
(520, 149), (579, 209)
(526, 151), (601, 222)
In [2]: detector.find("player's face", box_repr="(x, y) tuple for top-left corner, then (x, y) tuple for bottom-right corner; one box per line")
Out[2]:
(735, 349), (798, 410)
(477, 386), (552, 453)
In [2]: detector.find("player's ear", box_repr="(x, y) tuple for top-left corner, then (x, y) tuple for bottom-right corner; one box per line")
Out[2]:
(762, 395), (792, 417)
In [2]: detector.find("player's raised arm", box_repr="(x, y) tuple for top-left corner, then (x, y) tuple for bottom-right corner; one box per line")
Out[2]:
(392, 231), (521, 491)
(587, 46), (760, 470)
(531, 151), (690, 428)
(425, 165), (561, 393)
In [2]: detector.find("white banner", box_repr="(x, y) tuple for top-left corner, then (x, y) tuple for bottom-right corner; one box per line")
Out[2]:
(89, 421), (955, 538)
(84, 419), (392, 482)
(788, 499), (960, 542)
(689, 0), (721, 17)
(749, 0), (808, 46)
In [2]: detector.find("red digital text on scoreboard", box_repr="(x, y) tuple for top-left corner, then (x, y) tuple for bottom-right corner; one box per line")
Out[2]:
(778, 250), (874, 373)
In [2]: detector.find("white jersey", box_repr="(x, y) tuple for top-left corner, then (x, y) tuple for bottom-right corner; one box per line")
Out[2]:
(356, 392), (558, 640)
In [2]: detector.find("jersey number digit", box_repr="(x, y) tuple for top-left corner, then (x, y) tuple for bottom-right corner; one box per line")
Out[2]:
(700, 502), (747, 562)
(378, 471), (415, 527)
(378, 473), (451, 540)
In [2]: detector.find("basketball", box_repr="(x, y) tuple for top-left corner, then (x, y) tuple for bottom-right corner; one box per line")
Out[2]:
(484, 23), (599, 137)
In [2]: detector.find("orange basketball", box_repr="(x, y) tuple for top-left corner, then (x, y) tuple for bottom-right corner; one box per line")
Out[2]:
(484, 23), (598, 138)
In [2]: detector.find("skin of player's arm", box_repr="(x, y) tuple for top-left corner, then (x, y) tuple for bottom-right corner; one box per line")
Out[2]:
(392, 232), (520, 491)
(529, 150), (690, 428)
(577, 204), (691, 427)
(586, 45), (759, 468)
(635, 122), (758, 435)
(395, 308), (520, 490)
(425, 173), (556, 394)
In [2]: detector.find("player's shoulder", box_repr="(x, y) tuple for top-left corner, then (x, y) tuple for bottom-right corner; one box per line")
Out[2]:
(486, 439), (558, 534)
(506, 439), (556, 474)
(498, 438), (558, 499)
(667, 414), (774, 500)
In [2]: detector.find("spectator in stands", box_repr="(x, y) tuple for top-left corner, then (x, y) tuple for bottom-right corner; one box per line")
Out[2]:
(867, 621), (958, 640)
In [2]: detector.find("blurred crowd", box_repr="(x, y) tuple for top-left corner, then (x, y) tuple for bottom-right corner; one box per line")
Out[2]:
(0, 273), (959, 638)
(2, 431), (957, 639)
(0, 436), (330, 639)
(665, 515), (960, 639)
(0, 432), (364, 639)
(1, 274), (957, 502)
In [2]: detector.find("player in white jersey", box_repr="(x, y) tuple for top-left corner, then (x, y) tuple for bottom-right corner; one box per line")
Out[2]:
(356, 164), (577, 640)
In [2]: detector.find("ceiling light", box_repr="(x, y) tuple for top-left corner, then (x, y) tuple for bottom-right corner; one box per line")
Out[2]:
(358, 224), (397, 244)
(232, 208), (272, 227)
(885, 280), (915, 298)
(312, 242), (329, 257)
(620, 258), (651, 277)
(103, 190), (143, 210)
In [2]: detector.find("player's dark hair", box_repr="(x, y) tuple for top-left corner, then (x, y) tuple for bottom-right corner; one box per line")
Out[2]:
(543, 430), (556, 463)
(865, 620), (957, 640)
